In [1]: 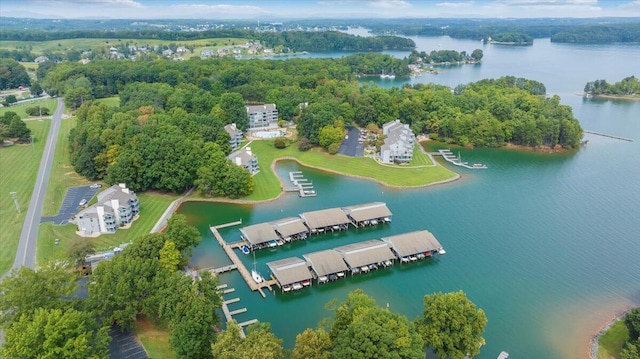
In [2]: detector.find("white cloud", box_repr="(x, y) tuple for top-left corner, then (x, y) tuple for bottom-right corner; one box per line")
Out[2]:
(167, 4), (268, 17)
(368, 0), (412, 8)
(30, 0), (142, 6)
(436, 1), (475, 8)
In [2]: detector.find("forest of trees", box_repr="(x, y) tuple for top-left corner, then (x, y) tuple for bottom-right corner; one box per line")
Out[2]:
(258, 31), (415, 52)
(490, 32), (533, 45)
(584, 76), (640, 96)
(408, 49), (483, 64)
(0, 111), (32, 143)
(551, 23), (640, 44)
(0, 58), (30, 90)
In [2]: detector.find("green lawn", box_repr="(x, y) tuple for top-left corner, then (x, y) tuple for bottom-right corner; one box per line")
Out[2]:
(598, 319), (630, 359)
(134, 317), (177, 359)
(0, 37), (251, 55)
(191, 139), (457, 202)
(0, 120), (50, 274)
(408, 143), (435, 166)
(94, 96), (120, 108)
(0, 98), (58, 119)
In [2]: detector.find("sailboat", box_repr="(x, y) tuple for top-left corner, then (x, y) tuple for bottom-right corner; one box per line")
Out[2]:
(251, 250), (263, 284)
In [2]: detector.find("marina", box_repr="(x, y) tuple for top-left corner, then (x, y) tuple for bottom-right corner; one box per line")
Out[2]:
(286, 171), (317, 197)
(435, 149), (488, 169)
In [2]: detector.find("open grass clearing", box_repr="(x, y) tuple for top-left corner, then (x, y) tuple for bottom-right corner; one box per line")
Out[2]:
(0, 120), (50, 274)
(598, 319), (629, 359)
(94, 96), (120, 108)
(0, 37), (252, 55)
(0, 98), (58, 119)
(408, 143), (434, 166)
(134, 316), (177, 359)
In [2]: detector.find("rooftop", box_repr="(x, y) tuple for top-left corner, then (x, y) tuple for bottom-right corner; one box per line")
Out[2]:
(303, 249), (350, 276)
(246, 104), (276, 113)
(300, 207), (350, 230)
(342, 202), (392, 222)
(271, 217), (309, 238)
(381, 230), (443, 257)
(334, 240), (396, 268)
(266, 257), (312, 286)
(239, 223), (279, 246)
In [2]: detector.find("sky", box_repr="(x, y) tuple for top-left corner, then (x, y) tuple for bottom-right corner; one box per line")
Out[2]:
(1, 0), (640, 20)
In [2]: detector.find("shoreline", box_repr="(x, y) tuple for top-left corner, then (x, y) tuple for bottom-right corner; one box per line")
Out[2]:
(589, 308), (633, 359)
(582, 93), (640, 101)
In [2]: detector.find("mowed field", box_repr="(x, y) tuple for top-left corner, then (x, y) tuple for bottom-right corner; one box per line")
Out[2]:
(1, 37), (252, 59)
(36, 116), (177, 264)
(0, 119), (50, 274)
(0, 98), (58, 119)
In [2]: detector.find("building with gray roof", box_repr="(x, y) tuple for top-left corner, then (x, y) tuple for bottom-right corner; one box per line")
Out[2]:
(380, 119), (415, 164)
(246, 103), (278, 130)
(224, 123), (244, 150)
(303, 250), (350, 279)
(77, 184), (139, 236)
(240, 223), (279, 249)
(381, 230), (443, 259)
(342, 202), (392, 227)
(227, 146), (259, 175)
(334, 240), (396, 270)
(267, 257), (313, 288)
(300, 207), (350, 233)
(271, 217), (309, 240)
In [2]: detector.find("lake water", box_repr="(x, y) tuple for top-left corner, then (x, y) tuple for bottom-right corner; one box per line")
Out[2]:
(180, 36), (640, 358)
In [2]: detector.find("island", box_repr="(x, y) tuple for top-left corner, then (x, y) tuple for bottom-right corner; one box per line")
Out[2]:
(584, 76), (640, 101)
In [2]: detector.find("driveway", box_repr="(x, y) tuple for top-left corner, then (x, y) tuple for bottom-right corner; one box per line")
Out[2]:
(108, 325), (149, 359)
(338, 126), (364, 157)
(41, 185), (101, 225)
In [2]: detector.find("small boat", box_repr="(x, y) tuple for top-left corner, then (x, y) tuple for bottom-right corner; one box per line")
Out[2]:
(438, 247), (446, 255)
(332, 225), (340, 230)
(409, 256), (417, 262)
(384, 260), (393, 267)
(251, 270), (263, 284)
(416, 253), (425, 260)
(401, 257), (410, 263)
(292, 282), (303, 290)
(371, 219), (378, 225)
(383, 217), (392, 223)
(361, 265), (370, 272)
(282, 284), (292, 292)
(329, 274), (338, 281)
(351, 267), (360, 274)
(240, 245), (250, 255)
(276, 239), (284, 246)
(336, 272), (345, 278)
(318, 276), (328, 283)
(301, 279), (311, 286)
(497, 351), (509, 359)
(268, 240), (277, 248)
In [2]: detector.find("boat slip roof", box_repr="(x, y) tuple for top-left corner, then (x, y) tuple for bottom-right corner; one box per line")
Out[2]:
(303, 250), (350, 276)
(381, 230), (442, 257)
(239, 223), (279, 245)
(300, 208), (350, 229)
(271, 217), (309, 237)
(266, 257), (312, 286)
(334, 240), (396, 268)
(342, 202), (392, 222)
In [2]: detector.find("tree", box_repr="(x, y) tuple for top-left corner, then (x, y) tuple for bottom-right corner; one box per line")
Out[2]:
(0, 58), (31, 90)
(626, 308), (640, 341)
(415, 291), (488, 359)
(4, 94), (17, 105)
(298, 137), (312, 151)
(274, 137), (287, 149)
(66, 239), (95, 266)
(212, 321), (245, 359)
(621, 341), (640, 359)
(293, 328), (332, 359)
(164, 214), (201, 261)
(159, 240), (181, 272)
(2, 308), (110, 359)
(30, 82), (43, 96)
(471, 49), (483, 61)
(219, 92), (248, 130)
(0, 265), (79, 326)
(212, 321), (285, 359)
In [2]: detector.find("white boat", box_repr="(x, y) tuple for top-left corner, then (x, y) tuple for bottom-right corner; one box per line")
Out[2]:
(282, 284), (292, 292)
(336, 272), (345, 278)
(251, 270), (264, 284)
(438, 247), (446, 255)
(318, 276), (328, 283)
(497, 351), (509, 359)
(292, 283), (303, 290)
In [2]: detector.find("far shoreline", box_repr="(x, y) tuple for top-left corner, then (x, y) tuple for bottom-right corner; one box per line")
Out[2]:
(582, 93), (640, 101)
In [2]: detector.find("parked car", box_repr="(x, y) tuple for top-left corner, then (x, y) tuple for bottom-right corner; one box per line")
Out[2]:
(79, 199), (87, 206)
(90, 184), (102, 189)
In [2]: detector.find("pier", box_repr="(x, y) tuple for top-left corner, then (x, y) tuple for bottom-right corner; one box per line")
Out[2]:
(583, 130), (633, 142)
(209, 226), (278, 293)
(286, 171), (317, 197)
(213, 219), (243, 229)
(435, 149), (488, 169)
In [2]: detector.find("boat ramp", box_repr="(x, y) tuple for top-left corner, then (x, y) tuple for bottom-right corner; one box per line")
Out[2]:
(435, 149), (487, 169)
(284, 171), (317, 197)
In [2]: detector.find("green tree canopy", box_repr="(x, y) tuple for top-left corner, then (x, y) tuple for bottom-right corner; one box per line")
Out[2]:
(1, 308), (110, 359)
(415, 290), (488, 359)
(220, 92), (248, 130)
(0, 58), (31, 90)
(293, 328), (332, 359)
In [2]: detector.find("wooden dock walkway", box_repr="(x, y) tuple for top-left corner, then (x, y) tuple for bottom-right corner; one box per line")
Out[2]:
(583, 130), (633, 142)
(209, 226), (279, 293)
(213, 219), (243, 229)
(436, 149), (488, 169)
(210, 264), (237, 274)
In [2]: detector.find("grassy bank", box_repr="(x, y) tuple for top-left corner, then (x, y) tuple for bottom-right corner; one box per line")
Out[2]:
(191, 139), (457, 202)
(134, 317), (176, 359)
(598, 319), (630, 359)
(0, 98), (58, 119)
(0, 120), (50, 274)
(94, 96), (120, 108)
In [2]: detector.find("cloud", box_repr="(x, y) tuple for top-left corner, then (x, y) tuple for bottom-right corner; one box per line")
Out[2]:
(28, 0), (143, 6)
(436, 1), (474, 8)
(168, 3), (268, 16)
(368, 0), (412, 8)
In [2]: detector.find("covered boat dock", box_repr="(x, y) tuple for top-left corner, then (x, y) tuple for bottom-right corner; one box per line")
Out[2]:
(381, 230), (443, 262)
(271, 217), (309, 242)
(300, 207), (350, 234)
(342, 202), (392, 227)
(334, 239), (396, 274)
(303, 249), (350, 284)
(266, 257), (313, 292)
(239, 223), (280, 250)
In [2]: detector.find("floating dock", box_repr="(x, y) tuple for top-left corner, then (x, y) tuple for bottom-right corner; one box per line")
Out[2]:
(436, 149), (487, 169)
(286, 171), (317, 197)
(583, 130), (633, 142)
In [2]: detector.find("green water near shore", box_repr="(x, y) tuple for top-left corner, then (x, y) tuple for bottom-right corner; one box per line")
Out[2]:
(180, 38), (640, 358)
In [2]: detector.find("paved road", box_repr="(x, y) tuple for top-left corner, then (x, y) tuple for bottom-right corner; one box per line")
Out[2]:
(11, 98), (64, 271)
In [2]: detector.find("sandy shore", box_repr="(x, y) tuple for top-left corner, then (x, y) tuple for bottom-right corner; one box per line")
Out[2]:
(589, 308), (633, 359)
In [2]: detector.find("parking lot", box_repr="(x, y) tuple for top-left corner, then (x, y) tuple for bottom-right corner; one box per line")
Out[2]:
(40, 185), (101, 225)
(108, 325), (149, 359)
(338, 126), (364, 157)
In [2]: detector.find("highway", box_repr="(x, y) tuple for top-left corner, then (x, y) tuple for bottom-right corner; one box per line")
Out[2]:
(11, 98), (64, 271)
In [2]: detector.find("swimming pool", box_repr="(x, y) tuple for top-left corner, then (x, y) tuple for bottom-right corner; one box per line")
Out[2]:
(253, 130), (285, 139)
